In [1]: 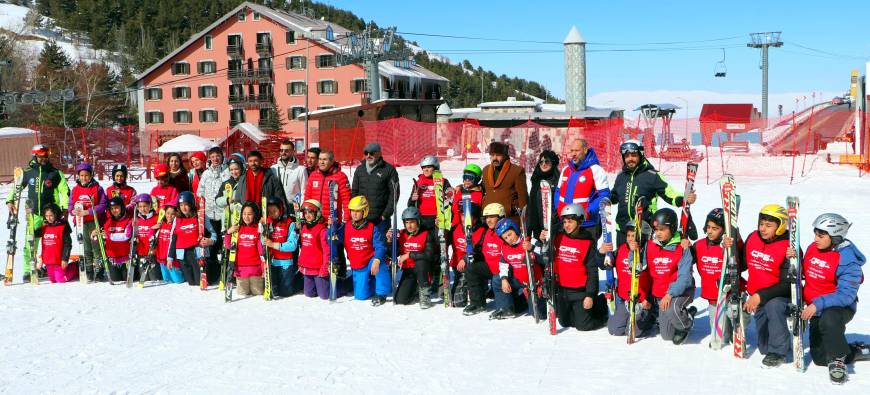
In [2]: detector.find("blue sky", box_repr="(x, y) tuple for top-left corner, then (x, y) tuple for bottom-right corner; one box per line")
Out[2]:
(329, 0), (867, 106)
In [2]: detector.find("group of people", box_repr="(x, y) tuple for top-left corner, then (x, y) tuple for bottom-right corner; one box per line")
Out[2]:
(4, 138), (867, 384)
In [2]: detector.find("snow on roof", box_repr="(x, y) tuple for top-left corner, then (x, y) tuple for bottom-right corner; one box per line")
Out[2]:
(0, 127), (37, 137)
(634, 103), (681, 111)
(479, 100), (541, 109)
(221, 122), (268, 144)
(378, 61), (449, 82)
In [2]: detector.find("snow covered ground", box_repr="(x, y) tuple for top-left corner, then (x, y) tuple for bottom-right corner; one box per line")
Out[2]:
(1, 163), (869, 393)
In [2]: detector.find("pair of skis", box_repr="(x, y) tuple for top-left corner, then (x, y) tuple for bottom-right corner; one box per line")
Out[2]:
(224, 202), (242, 303)
(140, 198), (164, 288)
(627, 196), (647, 345)
(261, 197), (273, 301)
(390, 181), (399, 295)
(518, 206), (540, 324)
(433, 170), (453, 307)
(540, 182), (557, 334)
(786, 196), (807, 372)
(328, 181), (339, 302)
(711, 174), (746, 358)
(4, 167), (24, 286)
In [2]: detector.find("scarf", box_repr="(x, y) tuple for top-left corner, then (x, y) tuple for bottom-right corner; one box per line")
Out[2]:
(245, 169), (264, 203)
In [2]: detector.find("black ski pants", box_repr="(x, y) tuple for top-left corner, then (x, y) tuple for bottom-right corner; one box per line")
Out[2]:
(464, 260), (493, 308)
(809, 307), (855, 366)
(180, 248), (202, 286)
(394, 260), (433, 305)
(557, 286), (608, 331)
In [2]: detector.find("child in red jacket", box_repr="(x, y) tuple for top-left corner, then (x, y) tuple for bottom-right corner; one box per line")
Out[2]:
(224, 202), (265, 296)
(97, 197), (133, 282)
(35, 204), (75, 283)
(604, 220), (654, 338)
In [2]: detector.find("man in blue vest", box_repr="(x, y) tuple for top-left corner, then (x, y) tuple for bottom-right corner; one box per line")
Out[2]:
(557, 138), (610, 238)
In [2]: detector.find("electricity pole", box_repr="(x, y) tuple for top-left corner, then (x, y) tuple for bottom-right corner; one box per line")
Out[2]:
(748, 32), (783, 123)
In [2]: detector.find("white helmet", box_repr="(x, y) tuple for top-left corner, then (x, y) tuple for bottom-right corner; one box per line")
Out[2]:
(560, 203), (586, 221)
(419, 155), (439, 169)
(812, 213), (851, 244)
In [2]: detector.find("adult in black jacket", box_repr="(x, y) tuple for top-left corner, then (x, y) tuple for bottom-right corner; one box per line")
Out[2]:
(232, 151), (286, 208)
(351, 143), (399, 230)
(527, 150), (560, 240)
(610, 140), (695, 246)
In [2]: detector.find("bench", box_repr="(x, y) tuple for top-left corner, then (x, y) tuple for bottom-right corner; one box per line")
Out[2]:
(720, 140), (749, 153)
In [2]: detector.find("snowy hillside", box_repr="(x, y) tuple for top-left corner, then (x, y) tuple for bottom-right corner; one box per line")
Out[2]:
(1, 163), (869, 393)
(0, 3), (120, 70)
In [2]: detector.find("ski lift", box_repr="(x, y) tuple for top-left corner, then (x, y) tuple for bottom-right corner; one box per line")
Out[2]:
(714, 48), (727, 78)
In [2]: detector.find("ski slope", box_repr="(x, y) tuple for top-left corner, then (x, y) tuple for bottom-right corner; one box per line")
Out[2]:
(1, 163), (869, 393)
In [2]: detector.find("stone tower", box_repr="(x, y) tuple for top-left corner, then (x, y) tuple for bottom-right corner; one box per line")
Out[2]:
(564, 26), (586, 112)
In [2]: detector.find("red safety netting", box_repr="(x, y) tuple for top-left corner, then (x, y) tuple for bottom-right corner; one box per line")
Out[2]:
(33, 125), (144, 180)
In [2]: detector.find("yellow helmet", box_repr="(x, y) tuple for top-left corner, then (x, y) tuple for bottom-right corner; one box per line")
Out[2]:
(482, 203), (506, 217)
(759, 204), (788, 236)
(348, 195), (369, 218)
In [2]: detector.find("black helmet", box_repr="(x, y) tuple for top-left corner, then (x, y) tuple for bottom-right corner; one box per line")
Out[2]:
(619, 140), (644, 155)
(111, 164), (128, 178)
(177, 191), (196, 207)
(266, 197), (285, 216)
(401, 207), (421, 222)
(108, 196), (126, 217)
(652, 208), (678, 235)
(705, 208), (725, 231)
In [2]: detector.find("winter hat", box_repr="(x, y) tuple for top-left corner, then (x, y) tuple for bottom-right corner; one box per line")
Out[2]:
(190, 152), (206, 163)
(363, 143), (382, 153)
(489, 142), (509, 157)
(153, 163), (169, 178)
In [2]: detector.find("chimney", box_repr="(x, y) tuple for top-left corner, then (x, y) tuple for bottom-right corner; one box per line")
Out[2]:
(564, 26), (586, 112)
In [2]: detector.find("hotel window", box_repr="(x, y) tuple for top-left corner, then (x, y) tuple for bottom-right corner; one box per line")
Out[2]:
(287, 81), (306, 95)
(197, 61), (217, 74)
(351, 79), (367, 93)
(145, 111), (163, 124)
(317, 80), (336, 94)
(199, 110), (219, 123)
(198, 85), (218, 98)
(204, 35), (212, 50)
(286, 56), (305, 70)
(173, 110), (192, 124)
(145, 87), (162, 100)
(290, 106), (306, 120)
(316, 54), (335, 68)
(172, 86), (191, 99)
(171, 62), (190, 75)
(286, 31), (295, 44)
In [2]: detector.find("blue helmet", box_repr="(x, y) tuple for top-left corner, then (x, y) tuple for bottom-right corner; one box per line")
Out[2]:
(495, 218), (520, 238)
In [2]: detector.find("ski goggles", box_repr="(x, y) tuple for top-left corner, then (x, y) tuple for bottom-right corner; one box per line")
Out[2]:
(619, 141), (643, 155)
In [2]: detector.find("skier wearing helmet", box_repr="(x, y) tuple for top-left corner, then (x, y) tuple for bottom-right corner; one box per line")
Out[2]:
(450, 163), (483, 228)
(106, 164), (137, 211)
(297, 199), (330, 299)
(263, 197), (300, 298)
(539, 204), (609, 332)
(343, 195), (389, 305)
(463, 203), (507, 316)
(610, 139), (696, 246)
(4, 144), (69, 282)
(69, 162), (108, 282)
(408, 155), (450, 231)
(741, 204), (793, 368)
(787, 213), (868, 383)
(387, 207), (438, 308)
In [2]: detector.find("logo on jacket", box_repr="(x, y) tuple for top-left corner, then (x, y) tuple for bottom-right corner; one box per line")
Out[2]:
(350, 237), (367, 244)
(44, 179), (53, 188)
(179, 224), (195, 231)
(750, 250), (774, 263)
(404, 242), (421, 250)
(579, 176), (586, 183)
(700, 256), (720, 264)
(239, 234), (257, 241)
(810, 257), (830, 269)
(652, 257), (672, 265)
(559, 245), (580, 255)
(506, 253), (523, 262)
(313, 181), (319, 188)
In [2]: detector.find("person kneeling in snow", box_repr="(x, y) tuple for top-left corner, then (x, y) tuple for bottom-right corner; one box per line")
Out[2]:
(387, 207), (438, 308)
(605, 221), (655, 337)
(540, 204), (608, 331)
(343, 196), (390, 306)
(491, 218), (544, 321)
(789, 213), (868, 384)
(645, 208), (696, 345)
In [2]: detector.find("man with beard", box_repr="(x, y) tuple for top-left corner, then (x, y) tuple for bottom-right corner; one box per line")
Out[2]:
(556, 139), (610, 238)
(481, 142), (528, 224)
(232, 150), (285, 206)
(5, 145), (70, 282)
(272, 139), (307, 208)
(351, 143), (399, 232)
(610, 139), (696, 246)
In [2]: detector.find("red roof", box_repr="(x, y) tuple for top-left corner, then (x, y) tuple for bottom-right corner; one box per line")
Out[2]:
(699, 104), (757, 123)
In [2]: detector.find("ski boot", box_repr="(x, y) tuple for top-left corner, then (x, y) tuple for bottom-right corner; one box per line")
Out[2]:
(489, 308), (514, 320)
(849, 342), (870, 363)
(371, 295), (387, 307)
(462, 304), (486, 316)
(762, 353), (786, 369)
(828, 357), (847, 385)
(419, 288), (433, 310)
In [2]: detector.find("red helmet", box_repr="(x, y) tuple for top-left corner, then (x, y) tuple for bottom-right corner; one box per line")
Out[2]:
(32, 144), (49, 156)
(153, 163), (169, 178)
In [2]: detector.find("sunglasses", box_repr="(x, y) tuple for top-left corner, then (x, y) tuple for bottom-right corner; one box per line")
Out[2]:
(280, 148), (293, 152)
(462, 174), (477, 181)
(302, 208), (319, 214)
(364, 151), (379, 156)
(538, 159), (553, 165)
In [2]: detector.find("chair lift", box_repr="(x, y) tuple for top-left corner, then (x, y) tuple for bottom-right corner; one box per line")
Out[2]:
(714, 48), (727, 78)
